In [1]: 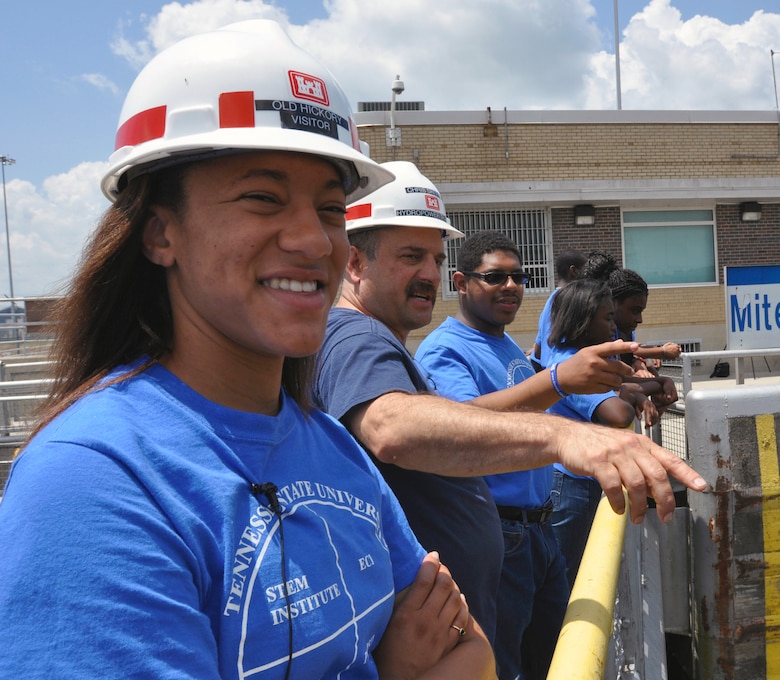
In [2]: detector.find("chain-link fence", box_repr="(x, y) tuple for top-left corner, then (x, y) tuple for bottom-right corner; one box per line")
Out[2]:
(656, 364), (688, 460)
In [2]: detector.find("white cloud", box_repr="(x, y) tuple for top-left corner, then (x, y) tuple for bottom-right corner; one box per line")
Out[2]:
(2, 163), (109, 297)
(111, 0), (289, 70)
(591, 0), (780, 109)
(308, 0), (606, 110)
(80, 73), (121, 96)
(106, 0), (780, 111)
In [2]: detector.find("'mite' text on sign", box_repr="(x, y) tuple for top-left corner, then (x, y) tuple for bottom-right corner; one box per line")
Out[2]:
(726, 265), (780, 350)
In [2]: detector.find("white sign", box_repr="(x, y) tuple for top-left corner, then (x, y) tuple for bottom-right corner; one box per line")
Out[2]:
(726, 265), (780, 350)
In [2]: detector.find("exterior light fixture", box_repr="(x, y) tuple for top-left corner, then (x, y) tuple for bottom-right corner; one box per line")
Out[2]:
(740, 202), (761, 222)
(574, 204), (596, 226)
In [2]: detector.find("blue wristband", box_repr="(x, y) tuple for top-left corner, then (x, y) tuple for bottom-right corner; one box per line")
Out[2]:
(550, 363), (569, 398)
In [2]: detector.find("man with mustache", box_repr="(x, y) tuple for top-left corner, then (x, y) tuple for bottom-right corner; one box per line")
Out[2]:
(314, 162), (706, 652)
(315, 162), (505, 644)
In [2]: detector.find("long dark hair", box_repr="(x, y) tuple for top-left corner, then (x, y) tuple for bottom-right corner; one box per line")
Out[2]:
(31, 165), (314, 441)
(548, 278), (614, 349)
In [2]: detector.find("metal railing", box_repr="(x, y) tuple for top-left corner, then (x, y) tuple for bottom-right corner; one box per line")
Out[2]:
(548, 492), (629, 680)
(652, 348), (780, 462)
(0, 354), (54, 491)
(681, 347), (780, 395)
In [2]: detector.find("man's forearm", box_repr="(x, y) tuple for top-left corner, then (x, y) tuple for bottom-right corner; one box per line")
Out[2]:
(349, 391), (564, 476)
(344, 389), (708, 526)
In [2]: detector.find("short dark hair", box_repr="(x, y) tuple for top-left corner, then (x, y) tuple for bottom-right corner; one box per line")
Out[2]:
(555, 248), (587, 281)
(548, 278), (614, 348)
(347, 228), (385, 260)
(456, 231), (521, 273)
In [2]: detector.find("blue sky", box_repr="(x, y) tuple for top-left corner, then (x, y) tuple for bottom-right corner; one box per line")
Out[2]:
(0, 0), (778, 296)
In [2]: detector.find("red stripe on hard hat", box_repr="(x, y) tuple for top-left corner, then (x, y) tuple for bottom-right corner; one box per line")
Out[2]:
(346, 203), (372, 220)
(115, 105), (167, 150)
(349, 119), (361, 151)
(113, 92), (255, 152)
(219, 91), (256, 128)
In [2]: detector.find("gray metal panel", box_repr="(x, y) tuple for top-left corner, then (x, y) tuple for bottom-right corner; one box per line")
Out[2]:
(610, 519), (671, 679)
(685, 384), (780, 679)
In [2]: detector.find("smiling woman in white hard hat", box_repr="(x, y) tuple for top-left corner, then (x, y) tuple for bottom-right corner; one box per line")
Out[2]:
(0, 20), (494, 680)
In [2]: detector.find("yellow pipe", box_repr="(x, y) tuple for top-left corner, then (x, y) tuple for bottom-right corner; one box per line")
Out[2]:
(756, 414), (780, 676)
(547, 491), (628, 680)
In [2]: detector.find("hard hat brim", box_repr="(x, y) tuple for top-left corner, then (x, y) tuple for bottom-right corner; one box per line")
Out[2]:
(101, 128), (395, 203)
(346, 215), (464, 240)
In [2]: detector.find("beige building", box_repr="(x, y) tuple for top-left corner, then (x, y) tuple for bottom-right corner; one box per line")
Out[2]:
(355, 108), (780, 355)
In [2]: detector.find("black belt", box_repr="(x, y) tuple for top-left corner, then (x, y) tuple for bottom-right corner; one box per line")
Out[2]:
(496, 504), (553, 524)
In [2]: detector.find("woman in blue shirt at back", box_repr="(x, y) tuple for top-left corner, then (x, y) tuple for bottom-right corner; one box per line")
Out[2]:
(545, 278), (662, 589)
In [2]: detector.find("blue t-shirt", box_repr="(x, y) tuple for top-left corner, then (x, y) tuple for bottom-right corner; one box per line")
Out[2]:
(0, 360), (425, 679)
(535, 288), (559, 368)
(416, 316), (553, 508)
(315, 307), (504, 644)
(546, 343), (616, 480)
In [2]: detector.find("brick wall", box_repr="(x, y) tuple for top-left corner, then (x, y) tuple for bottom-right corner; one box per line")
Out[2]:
(361, 115), (780, 352)
(715, 203), (780, 274)
(552, 206), (623, 265)
(360, 121), (780, 183)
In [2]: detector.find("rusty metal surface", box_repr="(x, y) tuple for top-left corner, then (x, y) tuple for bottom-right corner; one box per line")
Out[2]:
(686, 384), (780, 679)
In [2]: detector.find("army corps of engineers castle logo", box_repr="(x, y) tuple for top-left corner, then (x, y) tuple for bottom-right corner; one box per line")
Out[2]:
(288, 71), (330, 106)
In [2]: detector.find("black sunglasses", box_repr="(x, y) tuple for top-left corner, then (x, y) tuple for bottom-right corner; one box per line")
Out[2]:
(462, 270), (531, 286)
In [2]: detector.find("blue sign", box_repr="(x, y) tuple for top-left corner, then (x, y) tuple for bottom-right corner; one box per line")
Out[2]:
(726, 265), (780, 349)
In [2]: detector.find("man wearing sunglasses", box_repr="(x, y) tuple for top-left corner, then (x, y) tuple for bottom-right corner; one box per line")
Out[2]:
(314, 163), (706, 666)
(416, 232), (569, 680)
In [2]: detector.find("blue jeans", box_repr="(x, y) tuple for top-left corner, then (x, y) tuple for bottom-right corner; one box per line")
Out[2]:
(550, 469), (603, 590)
(494, 518), (569, 680)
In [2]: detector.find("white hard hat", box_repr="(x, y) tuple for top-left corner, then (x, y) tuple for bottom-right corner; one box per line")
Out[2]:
(101, 20), (393, 202)
(345, 161), (464, 240)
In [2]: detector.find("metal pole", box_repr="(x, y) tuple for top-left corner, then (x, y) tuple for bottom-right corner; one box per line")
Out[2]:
(771, 50), (780, 153)
(390, 86), (397, 161)
(614, 0), (622, 110)
(0, 156), (15, 302)
(387, 75), (404, 161)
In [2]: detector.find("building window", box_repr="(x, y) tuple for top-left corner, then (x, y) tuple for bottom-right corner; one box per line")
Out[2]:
(623, 209), (716, 285)
(443, 208), (552, 299)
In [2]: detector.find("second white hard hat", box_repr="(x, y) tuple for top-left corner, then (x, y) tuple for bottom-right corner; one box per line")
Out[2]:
(345, 161), (464, 240)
